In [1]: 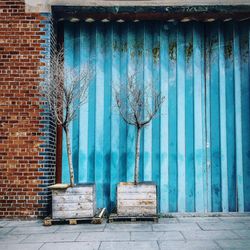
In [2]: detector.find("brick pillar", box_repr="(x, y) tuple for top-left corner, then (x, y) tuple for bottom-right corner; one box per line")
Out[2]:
(0, 1), (56, 218)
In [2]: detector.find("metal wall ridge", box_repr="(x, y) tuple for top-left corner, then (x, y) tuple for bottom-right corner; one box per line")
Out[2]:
(62, 20), (250, 212)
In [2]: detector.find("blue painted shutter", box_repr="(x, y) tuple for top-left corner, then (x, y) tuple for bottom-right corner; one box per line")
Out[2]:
(62, 20), (250, 212)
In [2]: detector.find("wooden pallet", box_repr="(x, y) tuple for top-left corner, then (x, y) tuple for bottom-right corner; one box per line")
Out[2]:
(108, 213), (158, 223)
(44, 208), (106, 226)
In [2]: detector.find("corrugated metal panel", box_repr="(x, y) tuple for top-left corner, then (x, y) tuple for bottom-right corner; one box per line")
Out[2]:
(62, 20), (250, 212)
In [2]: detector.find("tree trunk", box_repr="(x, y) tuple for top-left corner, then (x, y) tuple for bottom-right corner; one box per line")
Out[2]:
(134, 127), (141, 185)
(64, 126), (74, 186)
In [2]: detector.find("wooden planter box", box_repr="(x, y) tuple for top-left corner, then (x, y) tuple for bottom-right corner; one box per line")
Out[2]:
(49, 184), (96, 219)
(117, 182), (157, 216)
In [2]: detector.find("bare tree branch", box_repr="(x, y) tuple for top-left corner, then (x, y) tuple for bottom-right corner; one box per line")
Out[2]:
(40, 48), (92, 128)
(114, 74), (165, 129)
(40, 47), (92, 186)
(114, 73), (165, 184)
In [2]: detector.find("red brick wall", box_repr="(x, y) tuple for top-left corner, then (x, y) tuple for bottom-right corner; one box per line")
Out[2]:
(0, 1), (56, 218)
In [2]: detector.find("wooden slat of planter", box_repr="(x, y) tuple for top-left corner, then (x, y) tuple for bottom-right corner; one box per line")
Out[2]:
(53, 203), (93, 211)
(53, 210), (94, 219)
(117, 206), (156, 216)
(52, 187), (93, 196)
(117, 183), (157, 216)
(118, 192), (156, 200)
(52, 185), (96, 219)
(118, 199), (156, 207)
(52, 195), (93, 203)
(117, 205), (157, 210)
(117, 185), (156, 193)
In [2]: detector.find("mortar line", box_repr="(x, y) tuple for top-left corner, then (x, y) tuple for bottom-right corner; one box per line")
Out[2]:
(74, 232), (81, 241)
(103, 221), (107, 232)
(38, 242), (46, 250)
(213, 240), (223, 250)
(156, 240), (161, 250)
(230, 229), (242, 239)
(53, 225), (61, 233)
(97, 241), (102, 250)
(179, 231), (187, 241)
(196, 222), (204, 231)
(218, 217), (224, 222)
(5, 226), (16, 234)
(19, 233), (32, 243)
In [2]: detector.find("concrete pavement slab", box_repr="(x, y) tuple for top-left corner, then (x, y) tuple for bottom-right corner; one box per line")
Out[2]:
(56, 224), (105, 232)
(131, 231), (184, 241)
(76, 231), (130, 241)
(105, 223), (152, 231)
(0, 243), (42, 250)
(153, 223), (200, 231)
(232, 230), (250, 239)
(3, 221), (43, 227)
(198, 222), (247, 230)
(40, 242), (100, 250)
(216, 239), (250, 249)
(0, 227), (14, 235)
(0, 234), (28, 243)
(10, 226), (59, 234)
(242, 222), (250, 228)
(0, 221), (8, 227)
(158, 218), (179, 224)
(158, 240), (220, 250)
(0, 217), (249, 250)
(219, 217), (250, 222)
(23, 232), (79, 243)
(99, 241), (159, 250)
(178, 217), (221, 223)
(183, 230), (239, 240)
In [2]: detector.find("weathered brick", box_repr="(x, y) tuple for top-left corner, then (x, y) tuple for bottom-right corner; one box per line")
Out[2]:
(0, 0), (56, 218)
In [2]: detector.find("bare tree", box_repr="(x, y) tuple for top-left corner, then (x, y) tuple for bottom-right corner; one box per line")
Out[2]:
(41, 48), (92, 187)
(114, 75), (165, 185)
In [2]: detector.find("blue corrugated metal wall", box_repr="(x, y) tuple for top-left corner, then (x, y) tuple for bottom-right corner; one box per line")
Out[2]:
(62, 20), (250, 213)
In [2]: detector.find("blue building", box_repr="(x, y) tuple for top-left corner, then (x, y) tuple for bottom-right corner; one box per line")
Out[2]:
(28, 1), (250, 215)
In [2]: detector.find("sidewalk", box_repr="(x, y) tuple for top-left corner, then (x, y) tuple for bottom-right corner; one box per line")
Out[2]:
(0, 216), (250, 250)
